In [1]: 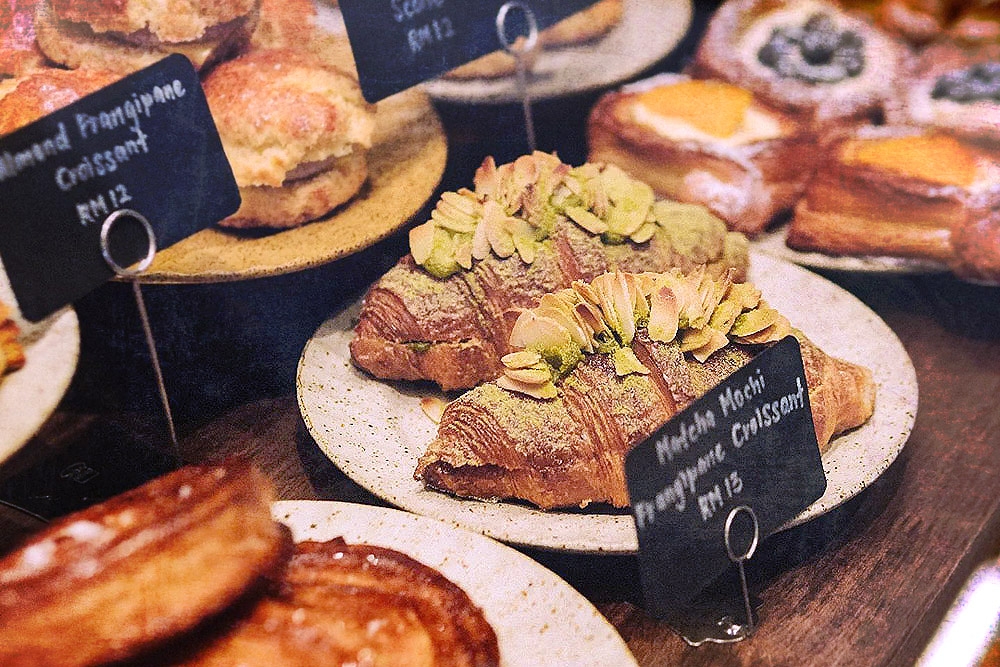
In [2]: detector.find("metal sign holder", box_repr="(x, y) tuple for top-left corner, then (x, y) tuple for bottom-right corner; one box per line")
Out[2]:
(496, 1), (539, 151)
(99, 209), (178, 456)
(669, 505), (762, 646)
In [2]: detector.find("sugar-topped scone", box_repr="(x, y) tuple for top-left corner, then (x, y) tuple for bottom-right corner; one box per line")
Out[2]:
(203, 48), (375, 229)
(787, 125), (1000, 282)
(887, 41), (1000, 144)
(690, 0), (908, 127)
(0, 67), (119, 136)
(34, 0), (260, 73)
(0, 0), (44, 77)
(588, 73), (819, 235)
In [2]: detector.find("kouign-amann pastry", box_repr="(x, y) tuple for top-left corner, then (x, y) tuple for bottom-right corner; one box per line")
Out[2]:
(0, 0), (44, 77)
(0, 460), (290, 667)
(690, 0), (908, 127)
(166, 539), (500, 667)
(34, 0), (260, 73)
(0, 67), (119, 135)
(415, 268), (876, 509)
(350, 151), (751, 391)
(588, 73), (819, 235)
(787, 125), (1000, 282)
(204, 48), (375, 229)
(444, 0), (623, 79)
(887, 41), (1000, 144)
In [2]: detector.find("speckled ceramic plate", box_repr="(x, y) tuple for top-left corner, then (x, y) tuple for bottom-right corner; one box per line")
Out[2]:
(752, 223), (952, 275)
(272, 500), (637, 666)
(136, 84), (447, 283)
(419, 0), (692, 104)
(0, 265), (79, 464)
(297, 252), (918, 553)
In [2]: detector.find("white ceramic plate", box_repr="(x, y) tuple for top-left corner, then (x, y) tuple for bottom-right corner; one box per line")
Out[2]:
(753, 223), (952, 275)
(416, 0), (691, 104)
(297, 252), (918, 553)
(0, 265), (80, 465)
(272, 500), (637, 667)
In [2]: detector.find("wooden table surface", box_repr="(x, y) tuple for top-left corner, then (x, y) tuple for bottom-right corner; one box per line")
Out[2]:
(4, 8), (1000, 666)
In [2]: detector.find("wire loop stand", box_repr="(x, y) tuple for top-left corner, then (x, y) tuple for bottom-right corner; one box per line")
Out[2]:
(496, 1), (539, 151)
(670, 504), (761, 646)
(100, 209), (178, 455)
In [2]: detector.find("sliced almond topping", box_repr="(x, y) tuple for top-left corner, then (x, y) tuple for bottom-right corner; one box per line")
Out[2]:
(420, 397), (447, 424)
(734, 315), (792, 344)
(483, 201), (516, 258)
(431, 207), (477, 234)
(691, 329), (730, 363)
(708, 299), (741, 333)
(566, 206), (608, 234)
(509, 311), (573, 351)
(409, 222), (436, 265)
(725, 282), (762, 311)
(502, 350), (543, 369)
(730, 307), (779, 337)
(504, 366), (552, 384)
(629, 221), (658, 244)
(497, 374), (558, 400)
(648, 286), (680, 343)
(536, 304), (592, 351)
(454, 237), (473, 270)
(679, 327), (715, 353)
(574, 301), (608, 339)
(441, 189), (480, 216)
(471, 213), (490, 260)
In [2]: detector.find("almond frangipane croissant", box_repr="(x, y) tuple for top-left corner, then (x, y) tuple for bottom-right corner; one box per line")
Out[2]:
(414, 269), (876, 510)
(350, 152), (750, 391)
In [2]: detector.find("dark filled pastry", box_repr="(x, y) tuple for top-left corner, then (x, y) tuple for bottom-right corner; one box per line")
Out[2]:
(689, 0), (909, 127)
(588, 73), (820, 235)
(202, 48), (375, 229)
(0, 460), (289, 667)
(33, 0), (260, 73)
(350, 152), (751, 391)
(786, 125), (1000, 282)
(887, 40), (1000, 144)
(415, 268), (876, 509)
(161, 539), (499, 667)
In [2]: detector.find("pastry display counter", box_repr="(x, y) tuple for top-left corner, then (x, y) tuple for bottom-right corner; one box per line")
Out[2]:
(2, 1), (1000, 665)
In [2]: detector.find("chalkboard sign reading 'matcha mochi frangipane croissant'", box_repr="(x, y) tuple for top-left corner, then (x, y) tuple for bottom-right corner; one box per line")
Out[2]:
(625, 336), (827, 617)
(0, 55), (239, 322)
(339, 0), (601, 101)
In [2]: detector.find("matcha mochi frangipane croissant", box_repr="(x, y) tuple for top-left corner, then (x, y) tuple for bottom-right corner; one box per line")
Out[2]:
(350, 152), (750, 391)
(414, 268), (876, 510)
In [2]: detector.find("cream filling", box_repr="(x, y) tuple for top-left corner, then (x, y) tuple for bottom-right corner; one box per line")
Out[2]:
(284, 156), (339, 183)
(631, 102), (784, 146)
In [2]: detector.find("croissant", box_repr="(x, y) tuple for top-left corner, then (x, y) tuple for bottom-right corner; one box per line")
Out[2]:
(350, 152), (750, 391)
(414, 269), (875, 510)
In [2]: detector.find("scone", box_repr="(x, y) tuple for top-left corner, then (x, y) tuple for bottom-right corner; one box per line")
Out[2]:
(0, 67), (120, 136)
(587, 73), (819, 235)
(444, 0), (623, 79)
(689, 0), (909, 127)
(204, 48), (375, 229)
(887, 41), (1000, 144)
(0, 0), (44, 77)
(34, 0), (260, 73)
(787, 125), (1000, 282)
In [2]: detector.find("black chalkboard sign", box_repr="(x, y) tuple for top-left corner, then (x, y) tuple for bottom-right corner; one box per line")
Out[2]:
(625, 336), (827, 618)
(340, 0), (600, 101)
(0, 55), (239, 322)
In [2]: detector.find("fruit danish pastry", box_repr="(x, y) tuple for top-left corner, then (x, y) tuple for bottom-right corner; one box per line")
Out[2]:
(786, 125), (1000, 282)
(886, 41), (1000, 144)
(414, 268), (876, 510)
(689, 0), (909, 127)
(587, 73), (819, 235)
(349, 152), (751, 391)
